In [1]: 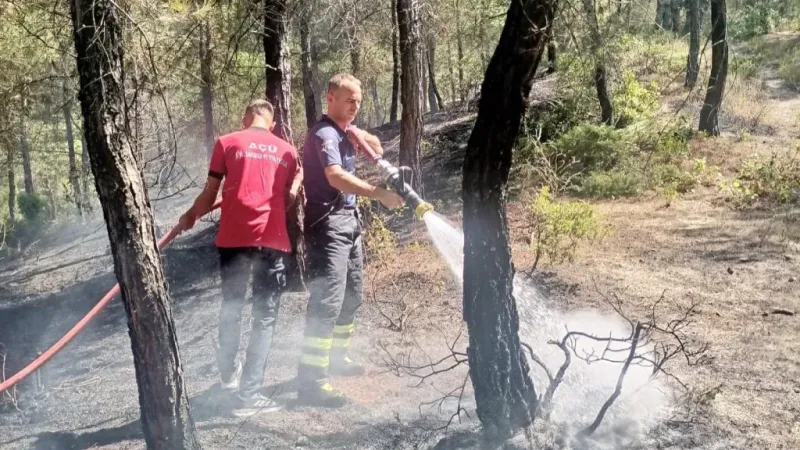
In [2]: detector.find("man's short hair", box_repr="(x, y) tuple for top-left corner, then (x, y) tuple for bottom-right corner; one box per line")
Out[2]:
(245, 99), (274, 118)
(327, 73), (361, 93)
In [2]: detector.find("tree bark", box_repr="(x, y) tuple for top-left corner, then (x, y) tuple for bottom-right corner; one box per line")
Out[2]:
(447, 38), (457, 103)
(427, 37), (444, 112)
(80, 126), (92, 214)
(390, 0), (401, 123)
(462, 0), (557, 439)
(19, 115), (34, 196)
(670, 0), (683, 33)
(546, 41), (557, 74)
(685, 0), (700, 88)
(299, 0), (318, 129)
(64, 87), (82, 217)
(264, 0), (293, 144)
(582, 0), (613, 124)
(397, 0), (425, 196)
(265, 0), (306, 290)
(6, 147), (14, 222)
(698, 0), (728, 136)
(455, 0), (465, 104)
(69, 1), (201, 448)
(199, 19), (215, 162)
(656, 0), (671, 29)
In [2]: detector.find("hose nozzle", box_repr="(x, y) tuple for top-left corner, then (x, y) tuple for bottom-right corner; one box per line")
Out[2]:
(377, 160), (434, 220)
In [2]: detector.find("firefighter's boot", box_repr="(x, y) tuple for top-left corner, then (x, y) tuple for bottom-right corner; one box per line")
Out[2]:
(297, 335), (348, 408)
(329, 323), (365, 377)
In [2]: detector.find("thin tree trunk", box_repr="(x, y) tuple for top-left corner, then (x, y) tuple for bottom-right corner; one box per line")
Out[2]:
(455, 0), (465, 104)
(390, 0), (401, 123)
(447, 38), (457, 103)
(6, 147), (14, 222)
(64, 88), (82, 217)
(300, 0), (318, 129)
(265, 0), (305, 291)
(69, 1), (201, 448)
(582, 0), (613, 124)
(698, 0), (728, 136)
(546, 41), (557, 74)
(370, 77), (383, 126)
(397, 0), (425, 196)
(670, 0), (682, 33)
(427, 37), (443, 112)
(685, 0), (700, 88)
(19, 116), (34, 196)
(199, 19), (215, 162)
(80, 126), (91, 214)
(462, 0), (558, 439)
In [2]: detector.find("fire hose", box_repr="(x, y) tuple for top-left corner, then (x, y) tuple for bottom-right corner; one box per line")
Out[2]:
(0, 201), (221, 394)
(0, 129), (433, 395)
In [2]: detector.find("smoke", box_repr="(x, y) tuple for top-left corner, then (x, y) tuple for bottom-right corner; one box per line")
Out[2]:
(423, 212), (674, 448)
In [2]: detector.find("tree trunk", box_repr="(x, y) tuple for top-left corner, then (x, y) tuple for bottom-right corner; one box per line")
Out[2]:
(427, 37), (443, 112)
(390, 0), (401, 123)
(370, 77), (383, 126)
(19, 116), (34, 196)
(455, 0), (465, 104)
(80, 126), (92, 214)
(582, 0), (613, 124)
(656, 0), (671, 29)
(698, 0), (728, 136)
(69, 1), (201, 448)
(685, 0), (700, 88)
(300, 0), (318, 129)
(447, 38), (457, 103)
(670, 0), (683, 33)
(265, 0), (305, 291)
(6, 147), (14, 222)
(462, 0), (557, 439)
(397, 0), (425, 197)
(546, 41), (557, 74)
(64, 88), (82, 217)
(199, 19), (215, 162)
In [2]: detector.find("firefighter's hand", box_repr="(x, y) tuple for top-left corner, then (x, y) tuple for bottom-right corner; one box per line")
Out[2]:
(178, 212), (196, 233)
(377, 188), (404, 210)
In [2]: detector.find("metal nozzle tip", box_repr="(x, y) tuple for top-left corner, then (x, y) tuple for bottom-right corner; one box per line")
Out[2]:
(414, 201), (434, 220)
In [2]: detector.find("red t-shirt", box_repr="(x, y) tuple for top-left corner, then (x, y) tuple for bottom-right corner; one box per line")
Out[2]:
(209, 127), (300, 252)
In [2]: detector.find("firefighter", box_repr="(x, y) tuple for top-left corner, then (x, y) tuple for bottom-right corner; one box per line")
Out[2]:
(178, 99), (302, 416)
(297, 73), (403, 407)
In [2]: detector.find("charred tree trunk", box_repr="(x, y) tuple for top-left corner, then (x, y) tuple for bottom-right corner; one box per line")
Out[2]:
(455, 0), (465, 104)
(462, 0), (557, 439)
(264, 0), (293, 143)
(699, 0), (728, 136)
(582, 0), (613, 125)
(265, 0), (306, 290)
(397, 0), (425, 196)
(685, 0), (700, 88)
(670, 0), (682, 33)
(390, 0), (401, 123)
(6, 147), (14, 222)
(199, 20), (215, 162)
(299, 0), (318, 129)
(546, 41), (557, 74)
(69, 1), (201, 448)
(64, 88), (82, 216)
(427, 37), (444, 112)
(19, 116), (34, 196)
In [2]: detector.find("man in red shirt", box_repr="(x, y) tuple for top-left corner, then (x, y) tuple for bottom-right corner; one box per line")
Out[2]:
(179, 99), (301, 416)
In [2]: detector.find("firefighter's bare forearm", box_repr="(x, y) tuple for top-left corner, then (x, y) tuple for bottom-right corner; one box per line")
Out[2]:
(188, 178), (220, 217)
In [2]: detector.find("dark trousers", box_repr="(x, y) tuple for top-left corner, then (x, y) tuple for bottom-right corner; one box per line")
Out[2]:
(218, 246), (287, 398)
(298, 208), (364, 384)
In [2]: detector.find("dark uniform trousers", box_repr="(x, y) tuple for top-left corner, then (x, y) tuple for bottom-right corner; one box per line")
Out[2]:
(217, 247), (287, 399)
(298, 207), (363, 385)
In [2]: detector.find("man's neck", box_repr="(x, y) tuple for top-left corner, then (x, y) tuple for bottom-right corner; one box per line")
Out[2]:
(326, 115), (351, 132)
(248, 119), (272, 131)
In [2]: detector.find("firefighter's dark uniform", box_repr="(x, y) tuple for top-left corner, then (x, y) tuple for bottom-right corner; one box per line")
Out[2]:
(297, 115), (364, 406)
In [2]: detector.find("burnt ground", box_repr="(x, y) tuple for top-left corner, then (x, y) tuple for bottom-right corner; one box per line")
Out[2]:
(1, 58), (800, 449)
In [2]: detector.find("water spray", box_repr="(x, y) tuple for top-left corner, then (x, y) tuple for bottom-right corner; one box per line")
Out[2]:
(347, 127), (434, 220)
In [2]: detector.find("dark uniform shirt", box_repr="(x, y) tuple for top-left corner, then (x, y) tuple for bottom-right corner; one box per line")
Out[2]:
(302, 115), (357, 216)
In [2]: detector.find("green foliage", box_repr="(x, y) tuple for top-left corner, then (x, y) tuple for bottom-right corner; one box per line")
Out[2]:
(528, 186), (603, 270)
(729, 3), (783, 39)
(778, 49), (800, 88)
(612, 72), (660, 128)
(731, 55), (760, 80)
(576, 169), (642, 198)
(719, 149), (800, 208)
(17, 193), (45, 223)
(550, 124), (634, 173)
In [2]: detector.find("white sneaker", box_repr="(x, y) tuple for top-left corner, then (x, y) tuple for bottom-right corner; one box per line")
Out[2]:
(220, 361), (243, 392)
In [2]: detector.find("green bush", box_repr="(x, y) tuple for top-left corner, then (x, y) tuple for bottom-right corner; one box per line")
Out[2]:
(549, 124), (634, 173)
(17, 193), (45, 223)
(720, 150), (800, 208)
(731, 55), (760, 80)
(528, 186), (604, 270)
(613, 72), (660, 128)
(576, 169), (642, 199)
